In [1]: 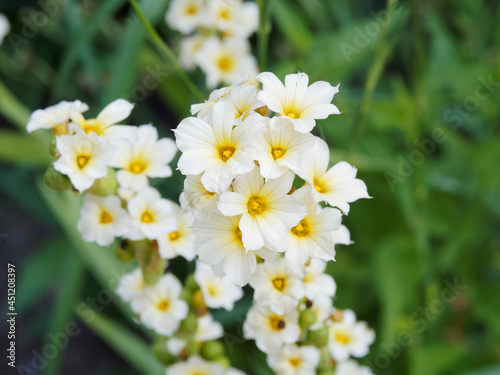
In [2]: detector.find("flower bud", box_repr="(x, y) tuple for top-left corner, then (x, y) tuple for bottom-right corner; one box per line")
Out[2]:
(307, 326), (329, 347)
(115, 240), (134, 262)
(211, 356), (230, 368)
(90, 168), (118, 196)
(48, 137), (58, 157)
(179, 313), (198, 334)
(185, 274), (199, 291)
(299, 308), (317, 329)
(44, 165), (73, 191)
(201, 340), (225, 360)
(191, 289), (206, 310)
(152, 338), (175, 365)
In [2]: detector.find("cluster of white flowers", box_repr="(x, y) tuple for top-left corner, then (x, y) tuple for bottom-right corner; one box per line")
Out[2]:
(0, 13), (9, 45)
(165, 0), (258, 88)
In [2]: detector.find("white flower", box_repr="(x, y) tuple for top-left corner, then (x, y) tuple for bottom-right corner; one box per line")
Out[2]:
(257, 72), (340, 133)
(182, 174), (220, 220)
(175, 102), (263, 193)
(116, 268), (147, 302)
(249, 117), (315, 180)
(194, 213), (276, 286)
(157, 202), (197, 261)
(328, 309), (375, 362)
(53, 131), (112, 192)
(194, 262), (243, 310)
(196, 37), (257, 89)
(70, 99), (136, 141)
(195, 314), (224, 342)
(220, 84), (265, 125)
(297, 138), (370, 214)
(179, 34), (207, 70)
(217, 167), (307, 251)
(166, 0), (208, 34)
(77, 193), (130, 246)
(166, 337), (187, 356)
(126, 187), (177, 240)
(191, 86), (231, 121)
(109, 124), (177, 192)
(276, 186), (341, 265)
(304, 259), (336, 300)
(267, 344), (320, 375)
(335, 360), (374, 375)
(166, 355), (225, 375)
(27, 100), (89, 134)
(249, 257), (305, 315)
(243, 304), (301, 354)
(209, 0), (258, 38)
(0, 13), (10, 45)
(332, 224), (353, 246)
(308, 294), (333, 330)
(131, 273), (188, 336)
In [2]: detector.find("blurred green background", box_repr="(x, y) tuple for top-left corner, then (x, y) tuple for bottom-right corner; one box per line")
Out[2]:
(1, 0), (499, 374)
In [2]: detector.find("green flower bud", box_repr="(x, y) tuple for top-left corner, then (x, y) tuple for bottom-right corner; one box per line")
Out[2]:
(179, 313), (198, 334)
(299, 308), (317, 329)
(318, 371), (335, 375)
(115, 240), (134, 262)
(201, 340), (225, 360)
(211, 356), (230, 368)
(48, 137), (58, 157)
(179, 288), (193, 304)
(90, 168), (118, 196)
(44, 165), (72, 191)
(152, 338), (175, 365)
(185, 273), (199, 291)
(308, 326), (329, 347)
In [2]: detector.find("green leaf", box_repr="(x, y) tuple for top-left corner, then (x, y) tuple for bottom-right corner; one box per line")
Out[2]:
(272, 0), (313, 53)
(0, 130), (52, 166)
(75, 302), (163, 375)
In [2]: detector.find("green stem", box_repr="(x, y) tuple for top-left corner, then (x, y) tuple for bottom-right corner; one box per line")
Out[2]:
(128, 0), (204, 101)
(258, 0), (272, 71)
(0, 79), (32, 131)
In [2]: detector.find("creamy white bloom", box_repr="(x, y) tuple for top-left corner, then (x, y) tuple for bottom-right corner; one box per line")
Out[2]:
(335, 360), (374, 375)
(166, 355), (225, 375)
(0, 13), (10, 45)
(217, 167), (307, 250)
(276, 186), (341, 264)
(77, 193), (130, 246)
(166, 0), (208, 34)
(267, 344), (320, 375)
(179, 34), (207, 70)
(182, 174), (220, 220)
(243, 304), (301, 354)
(257, 72), (340, 133)
(157, 202), (197, 261)
(328, 309), (375, 362)
(27, 100), (89, 134)
(304, 259), (336, 299)
(166, 337), (187, 356)
(297, 138), (370, 214)
(53, 131), (112, 192)
(249, 117), (315, 180)
(209, 0), (258, 38)
(131, 273), (189, 336)
(126, 187), (177, 240)
(191, 86), (231, 121)
(249, 257), (305, 315)
(175, 102), (263, 193)
(70, 99), (136, 141)
(194, 213), (276, 286)
(195, 314), (224, 342)
(109, 124), (177, 192)
(332, 224), (353, 246)
(116, 268), (147, 302)
(196, 37), (258, 89)
(308, 294), (333, 330)
(195, 262), (243, 310)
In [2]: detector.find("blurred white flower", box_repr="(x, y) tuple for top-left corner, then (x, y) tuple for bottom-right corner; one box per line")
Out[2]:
(194, 262), (243, 310)
(328, 309), (375, 362)
(243, 304), (301, 354)
(209, 0), (258, 38)
(166, 355), (225, 375)
(308, 294), (333, 330)
(77, 193), (130, 246)
(303, 259), (336, 300)
(257, 72), (340, 133)
(126, 186), (177, 240)
(166, 0), (209, 35)
(249, 257), (305, 315)
(335, 360), (375, 375)
(109, 124), (177, 192)
(182, 174), (220, 220)
(217, 167), (306, 251)
(131, 273), (188, 336)
(195, 314), (224, 342)
(116, 268), (147, 302)
(267, 344), (320, 375)
(297, 138), (370, 214)
(53, 130), (112, 192)
(27, 100), (88, 134)
(179, 34), (207, 70)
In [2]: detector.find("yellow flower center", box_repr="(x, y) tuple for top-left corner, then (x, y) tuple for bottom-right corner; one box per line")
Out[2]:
(291, 218), (310, 237)
(271, 147), (285, 160)
(218, 145), (235, 162)
(185, 3), (198, 15)
(129, 160), (147, 174)
(272, 277), (286, 291)
(218, 6), (232, 20)
(141, 211), (154, 223)
(76, 154), (90, 169)
(313, 179), (327, 193)
(335, 332), (351, 344)
(289, 358), (301, 368)
(286, 112), (297, 119)
(269, 316), (286, 331)
(217, 56), (233, 72)
(235, 227), (243, 243)
(207, 284), (218, 297)
(169, 231), (181, 241)
(80, 119), (104, 136)
(247, 196), (266, 216)
(156, 299), (170, 312)
(100, 210), (113, 224)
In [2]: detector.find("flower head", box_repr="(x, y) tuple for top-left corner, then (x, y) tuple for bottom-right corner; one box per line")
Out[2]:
(267, 344), (320, 375)
(27, 100), (88, 134)
(116, 268), (147, 302)
(166, 0), (208, 35)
